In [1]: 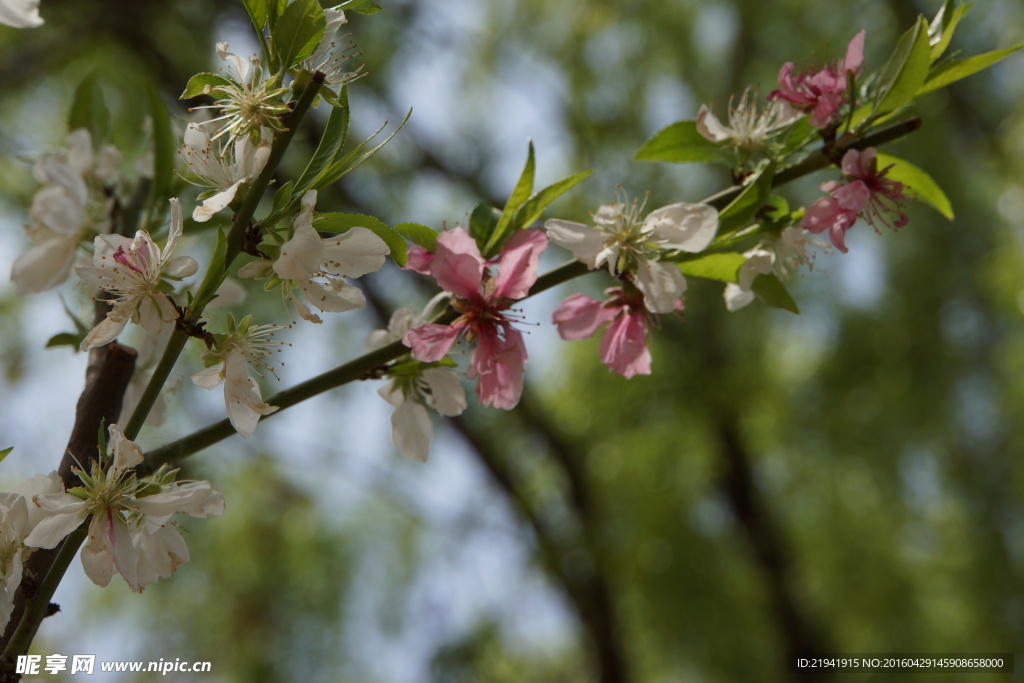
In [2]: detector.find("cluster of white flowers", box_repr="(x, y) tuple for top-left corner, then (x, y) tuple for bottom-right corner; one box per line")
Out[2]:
(10, 130), (121, 295)
(0, 425), (223, 623)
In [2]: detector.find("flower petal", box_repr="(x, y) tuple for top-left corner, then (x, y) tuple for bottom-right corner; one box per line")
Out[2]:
(493, 229), (548, 300)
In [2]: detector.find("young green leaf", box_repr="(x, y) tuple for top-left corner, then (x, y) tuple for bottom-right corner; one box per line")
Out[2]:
(179, 72), (235, 100)
(928, 1), (970, 62)
(512, 169), (592, 229)
(634, 121), (733, 165)
(677, 252), (747, 283)
(272, 0), (327, 70)
(917, 43), (1024, 96)
(68, 73), (110, 145)
(873, 17), (932, 117)
(876, 152), (953, 220)
(337, 0), (383, 14)
(242, 0), (271, 30)
(482, 142), (535, 257)
(470, 203), (502, 249)
(315, 213), (408, 267)
(751, 274), (799, 314)
(270, 180), (296, 219)
(0, 447), (12, 464)
(395, 222), (438, 252)
(295, 91), (350, 195)
(312, 110), (411, 190)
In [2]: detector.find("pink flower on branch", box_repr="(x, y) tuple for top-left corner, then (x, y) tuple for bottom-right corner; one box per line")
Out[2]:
(769, 30), (865, 129)
(402, 227), (548, 409)
(801, 147), (909, 253)
(553, 287), (663, 379)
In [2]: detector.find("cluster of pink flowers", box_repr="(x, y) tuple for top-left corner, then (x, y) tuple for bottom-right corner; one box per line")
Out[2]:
(801, 147), (909, 252)
(769, 30), (865, 129)
(402, 227), (547, 409)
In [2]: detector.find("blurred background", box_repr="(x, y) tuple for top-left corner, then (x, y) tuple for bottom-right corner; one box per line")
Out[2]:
(1, 0), (1023, 681)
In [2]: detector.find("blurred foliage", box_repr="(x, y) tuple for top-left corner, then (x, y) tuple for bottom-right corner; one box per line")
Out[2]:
(2, 0), (1024, 681)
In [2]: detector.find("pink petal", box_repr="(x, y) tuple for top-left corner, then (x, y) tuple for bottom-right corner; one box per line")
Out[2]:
(467, 326), (527, 409)
(403, 323), (461, 362)
(430, 227), (484, 300)
(493, 228), (548, 300)
(844, 30), (866, 74)
(404, 245), (434, 275)
(552, 293), (615, 340)
(831, 180), (871, 212)
(599, 311), (651, 379)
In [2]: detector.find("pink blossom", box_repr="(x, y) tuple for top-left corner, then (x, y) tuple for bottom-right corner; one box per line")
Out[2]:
(402, 227), (547, 409)
(769, 30), (865, 129)
(801, 147), (908, 253)
(552, 288), (654, 379)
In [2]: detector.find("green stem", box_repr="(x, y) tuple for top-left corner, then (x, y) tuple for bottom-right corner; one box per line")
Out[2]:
(123, 73), (325, 441)
(2, 526), (87, 665)
(142, 116), (924, 469)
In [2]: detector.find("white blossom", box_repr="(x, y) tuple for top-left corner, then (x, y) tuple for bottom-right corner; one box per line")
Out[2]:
(697, 89), (800, 150)
(0, 473), (62, 628)
(192, 317), (288, 438)
(724, 248), (775, 312)
(241, 190), (390, 323)
(24, 426), (223, 593)
(545, 195), (718, 313)
(76, 199), (198, 349)
(180, 122), (271, 222)
(303, 7), (364, 91)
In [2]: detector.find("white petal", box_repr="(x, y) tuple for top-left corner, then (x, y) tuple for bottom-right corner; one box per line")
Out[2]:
(24, 502), (89, 549)
(0, 0), (44, 28)
(724, 283), (756, 312)
(163, 255), (199, 279)
(192, 365), (225, 390)
(543, 219), (605, 268)
(274, 222), (323, 281)
(696, 105), (732, 142)
(301, 279), (365, 313)
(635, 259), (687, 314)
(81, 314), (129, 350)
(420, 367), (467, 417)
(11, 237), (77, 294)
(108, 424), (144, 469)
(377, 381), (404, 408)
(391, 400), (432, 463)
(192, 181), (244, 223)
(646, 203), (719, 252)
(320, 227), (390, 278)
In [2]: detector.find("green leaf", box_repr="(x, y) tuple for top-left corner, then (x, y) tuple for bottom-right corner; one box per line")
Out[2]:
(677, 252), (747, 284)
(179, 72), (235, 100)
(717, 160), (775, 235)
(68, 73), (109, 145)
(751, 274), (799, 314)
(312, 110), (411, 190)
(873, 17), (932, 117)
(512, 170), (592, 229)
(242, 0), (271, 29)
(295, 91), (349, 196)
(272, 0), (327, 70)
(469, 203), (502, 249)
(929, 1), (969, 62)
(142, 86), (177, 233)
(633, 121), (733, 165)
(876, 152), (953, 220)
(270, 180), (296, 219)
(917, 43), (1024, 97)
(315, 213), (408, 267)
(0, 447), (11, 464)
(46, 332), (83, 350)
(483, 142), (536, 257)
(337, 0), (383, 14)
(395, 222), (437, 252)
